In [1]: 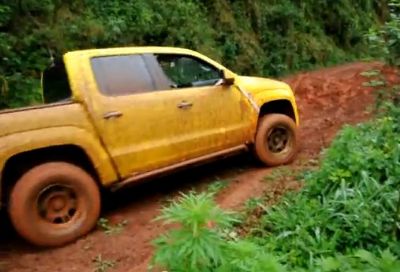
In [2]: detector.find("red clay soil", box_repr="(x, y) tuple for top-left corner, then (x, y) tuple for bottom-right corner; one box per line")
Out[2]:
(0, 62), (388, 272)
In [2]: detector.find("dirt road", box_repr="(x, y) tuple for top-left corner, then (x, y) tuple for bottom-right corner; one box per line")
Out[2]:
(0, 62), (386, 272)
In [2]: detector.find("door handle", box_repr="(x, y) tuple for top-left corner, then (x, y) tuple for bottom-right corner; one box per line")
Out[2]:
(177, 101), (193, 109)
(103, 111), (123, 120)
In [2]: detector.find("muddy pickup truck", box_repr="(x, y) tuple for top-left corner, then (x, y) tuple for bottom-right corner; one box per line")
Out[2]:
(0, 47), (299, 246)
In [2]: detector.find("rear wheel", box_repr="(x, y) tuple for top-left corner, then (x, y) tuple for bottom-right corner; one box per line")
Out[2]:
(254, 114), (298, 166)
(8, 162), (101, 247)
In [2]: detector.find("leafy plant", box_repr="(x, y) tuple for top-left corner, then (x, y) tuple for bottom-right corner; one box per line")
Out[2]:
(367, 0), (400, 67)
(151, 192), (236, 271)
(256, 175), (400, 267)
(151, 192), (288, 272)
(314, 250), (400, 272)
(207, 179), (229, 195)
(97, 217), (128, 236)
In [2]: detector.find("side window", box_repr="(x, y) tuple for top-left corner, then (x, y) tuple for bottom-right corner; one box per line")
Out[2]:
(156, 54), (221, 88)
(42, 61), (72, 103)
(91, 55), (155, 96)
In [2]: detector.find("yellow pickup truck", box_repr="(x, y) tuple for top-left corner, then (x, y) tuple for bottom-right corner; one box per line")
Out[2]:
(0, 47), (299, 246)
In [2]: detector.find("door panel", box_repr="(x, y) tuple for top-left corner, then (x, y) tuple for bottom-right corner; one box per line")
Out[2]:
(95, 91), (203, 176)
(89, 54), (197, 177)
(167, 84), (251, 154)
(148, 53), (254, 156)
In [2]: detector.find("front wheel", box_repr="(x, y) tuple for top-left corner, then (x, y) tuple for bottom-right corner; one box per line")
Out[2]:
(254, 114), (298, 166)
(8, 162), (101, 247)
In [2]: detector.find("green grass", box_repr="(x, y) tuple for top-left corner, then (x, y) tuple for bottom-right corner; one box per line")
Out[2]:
(206, 179), (230, 195)
(263, 167), (292, 182)
(97, 217), (128, 236)
(362, 79), (386, 87)
(360, 69), (382, 78)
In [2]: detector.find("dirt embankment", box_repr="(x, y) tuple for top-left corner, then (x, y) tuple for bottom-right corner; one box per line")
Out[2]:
(0, 62), (388, 272)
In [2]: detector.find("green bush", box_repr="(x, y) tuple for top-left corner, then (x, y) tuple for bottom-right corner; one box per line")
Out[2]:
(312, 250), (400, 272)
(257, 175), (400, 267)
(306, 117), (400, 196)
(151, 192), (236, 272)
(367, 0), (400, 67)
(0, 0), (389, 109)
(151, 192), (286, 272)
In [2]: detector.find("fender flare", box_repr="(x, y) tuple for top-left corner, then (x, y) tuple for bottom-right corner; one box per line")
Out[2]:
(0, 126), (118, 186)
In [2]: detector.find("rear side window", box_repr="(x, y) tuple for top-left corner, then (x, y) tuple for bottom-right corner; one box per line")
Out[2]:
(91, 55), (155, 96)
(42, 62), (72, 103)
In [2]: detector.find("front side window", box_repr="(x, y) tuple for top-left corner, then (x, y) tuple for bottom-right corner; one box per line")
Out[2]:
(91, 54), (155, 96)
(156, 54), (221, 88)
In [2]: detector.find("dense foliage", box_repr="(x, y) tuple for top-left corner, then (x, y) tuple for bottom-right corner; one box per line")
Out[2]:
(368, 0), (400, 66)
(0, 0), (389, 109)
(151, 2), (400, 270)
(254, 114), (400, 268)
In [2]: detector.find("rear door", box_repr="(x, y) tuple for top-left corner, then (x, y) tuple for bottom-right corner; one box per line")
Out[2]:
(88, 54), (202, 177)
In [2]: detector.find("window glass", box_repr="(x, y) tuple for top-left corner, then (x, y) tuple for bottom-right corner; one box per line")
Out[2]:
(156, 54), (220, 88)
(91, 55), (155, 96)
(42, 61), (72, 103)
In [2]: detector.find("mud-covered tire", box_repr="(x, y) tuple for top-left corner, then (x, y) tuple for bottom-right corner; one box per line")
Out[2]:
(254, 114), (298, 166)
(8, 162), (101, 247)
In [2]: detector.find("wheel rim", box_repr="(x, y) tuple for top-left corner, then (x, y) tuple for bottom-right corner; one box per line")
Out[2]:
(266, 125), (293, 154)
(37, 185), (78, 224)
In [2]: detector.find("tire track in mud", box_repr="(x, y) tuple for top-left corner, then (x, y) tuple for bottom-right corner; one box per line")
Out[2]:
(0, 62), (387, 272)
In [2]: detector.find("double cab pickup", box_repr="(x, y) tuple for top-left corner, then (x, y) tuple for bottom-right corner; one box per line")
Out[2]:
(0, 47), (299, 246)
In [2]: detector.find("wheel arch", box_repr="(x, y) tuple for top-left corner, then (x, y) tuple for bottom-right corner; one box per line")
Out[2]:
(1, 145), (102, 206)
(0, 126), (121, 207)
(258, 99), (298, 124)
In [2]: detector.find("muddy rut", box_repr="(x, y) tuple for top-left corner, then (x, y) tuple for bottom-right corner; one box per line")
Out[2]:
(0, 62), (385, 272)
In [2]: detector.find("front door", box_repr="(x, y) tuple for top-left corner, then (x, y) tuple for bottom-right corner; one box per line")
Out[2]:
(146, 53), (253, 157)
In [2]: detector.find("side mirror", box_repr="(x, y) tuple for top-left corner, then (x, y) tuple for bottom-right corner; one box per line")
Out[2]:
(220, 70), (235, 86)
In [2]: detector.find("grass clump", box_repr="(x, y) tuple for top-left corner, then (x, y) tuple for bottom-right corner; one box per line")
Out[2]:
(97, 217), (128, 236)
